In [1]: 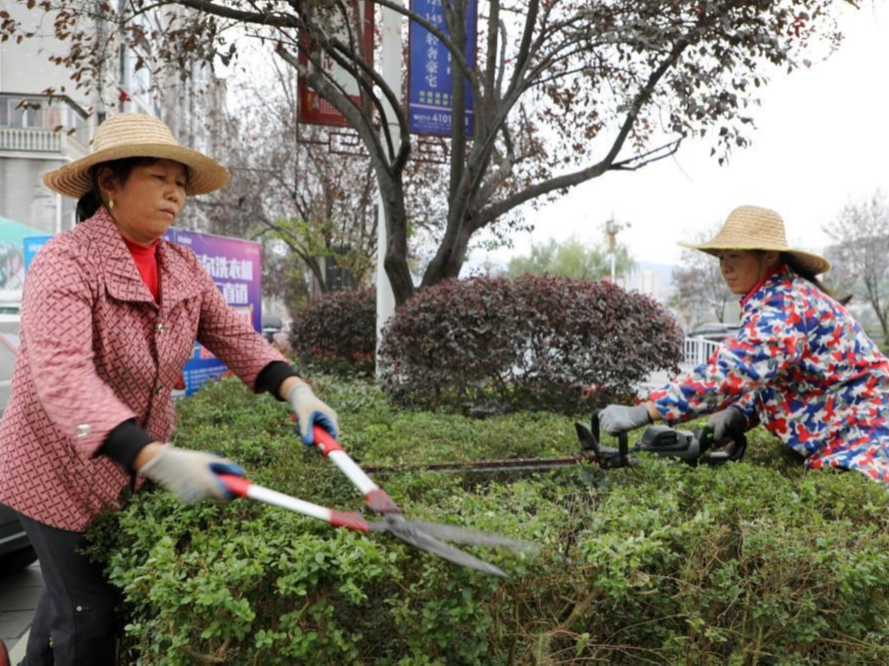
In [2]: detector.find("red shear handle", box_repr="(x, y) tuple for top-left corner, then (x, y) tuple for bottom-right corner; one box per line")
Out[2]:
(365, 489), (401, 514)
(329, 510), (371, 533)
(218, 473), (252, 498)
(313, 425), (345, 455)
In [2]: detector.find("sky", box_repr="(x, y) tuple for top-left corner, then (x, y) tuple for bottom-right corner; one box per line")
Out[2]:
(472, 2), (889, 272)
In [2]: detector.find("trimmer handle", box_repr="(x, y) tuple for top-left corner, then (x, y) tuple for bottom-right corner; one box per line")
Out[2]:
(694, 426), (747, 465)
(311, 424), (346, 456)
(589, 410), (631, 468)
(217, 473), (371, 532)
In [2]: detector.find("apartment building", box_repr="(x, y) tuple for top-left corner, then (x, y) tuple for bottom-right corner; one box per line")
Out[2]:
(0, 1), (230, 237)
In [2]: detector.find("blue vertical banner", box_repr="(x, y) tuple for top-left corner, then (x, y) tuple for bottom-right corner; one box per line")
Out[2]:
(408, 0), (477, 137)
(165, 229), (263, 396)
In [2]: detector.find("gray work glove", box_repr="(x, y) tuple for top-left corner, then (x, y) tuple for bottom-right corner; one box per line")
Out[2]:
(288, 382), (340, 446)
(599, 403), (652, 435)
(138, 444), (245, 503)
(707, 407), (746, 442)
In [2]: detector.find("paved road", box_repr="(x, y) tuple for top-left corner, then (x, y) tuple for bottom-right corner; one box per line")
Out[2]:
(0, 562), (41, 660)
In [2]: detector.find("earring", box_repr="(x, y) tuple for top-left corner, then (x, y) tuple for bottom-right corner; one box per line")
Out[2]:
(108, 196), (115, 211)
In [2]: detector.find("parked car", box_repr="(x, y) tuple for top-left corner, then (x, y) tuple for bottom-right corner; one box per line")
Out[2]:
(0, 329), (38, 573)
(688, 322), (739, 343)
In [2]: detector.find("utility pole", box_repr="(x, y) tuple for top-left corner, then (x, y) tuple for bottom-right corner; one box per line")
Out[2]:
(605, 215), (630, 284)
(376, 2), (402, 366)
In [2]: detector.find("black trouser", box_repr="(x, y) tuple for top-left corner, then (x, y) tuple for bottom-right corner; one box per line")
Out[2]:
(16, 514), (119, 666)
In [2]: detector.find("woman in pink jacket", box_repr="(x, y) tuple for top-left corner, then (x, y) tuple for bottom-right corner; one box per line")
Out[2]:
(0, 114), (338, 665)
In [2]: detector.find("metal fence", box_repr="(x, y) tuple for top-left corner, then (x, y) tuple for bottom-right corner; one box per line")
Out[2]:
(682, 337), (721, 369)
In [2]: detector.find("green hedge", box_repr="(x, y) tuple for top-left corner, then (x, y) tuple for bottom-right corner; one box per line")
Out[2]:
(290, 288), (376, 377)
(88, 376), (889, 664)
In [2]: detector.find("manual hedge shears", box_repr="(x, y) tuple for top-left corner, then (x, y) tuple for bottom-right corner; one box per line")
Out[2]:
(219, 425), (535, 577)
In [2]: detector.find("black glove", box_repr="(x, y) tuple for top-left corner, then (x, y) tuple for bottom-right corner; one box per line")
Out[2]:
(707, 408), (746, 441)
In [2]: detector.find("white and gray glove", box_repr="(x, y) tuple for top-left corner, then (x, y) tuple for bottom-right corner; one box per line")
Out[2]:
(599, 403), (652, 435)
(138, 444), (245, 503)
(288, 382), (340, 446)
(707, 407), (746, 442)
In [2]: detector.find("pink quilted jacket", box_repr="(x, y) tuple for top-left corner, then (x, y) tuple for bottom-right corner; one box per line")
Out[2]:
(0, 209), (286, 531)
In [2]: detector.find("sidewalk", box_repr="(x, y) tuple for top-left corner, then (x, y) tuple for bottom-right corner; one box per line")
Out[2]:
(0, 562), (41, 661)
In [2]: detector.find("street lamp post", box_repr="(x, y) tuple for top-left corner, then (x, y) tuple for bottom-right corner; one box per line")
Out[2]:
(376, 2), (402, 367)
(605, 216), (630, 284)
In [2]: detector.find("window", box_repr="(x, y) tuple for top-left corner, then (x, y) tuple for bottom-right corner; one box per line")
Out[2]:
(24, 100), (43, 128)
(44, 106), (61, 129)
(8, 99), (24, 128)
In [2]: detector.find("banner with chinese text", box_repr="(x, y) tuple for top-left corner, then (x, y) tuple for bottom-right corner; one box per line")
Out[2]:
(166, 229), (262, 396)
(408, 0), (477, 137)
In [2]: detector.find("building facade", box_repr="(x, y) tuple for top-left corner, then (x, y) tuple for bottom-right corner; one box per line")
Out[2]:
(0, 1), (231, 236)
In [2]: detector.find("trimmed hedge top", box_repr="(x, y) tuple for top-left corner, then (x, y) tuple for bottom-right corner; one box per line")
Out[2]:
(88, 376), (889, 665)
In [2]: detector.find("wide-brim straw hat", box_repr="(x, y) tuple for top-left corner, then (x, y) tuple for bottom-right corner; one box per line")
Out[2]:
(43, 112), (230, 198)
(678, 205), (830, 276)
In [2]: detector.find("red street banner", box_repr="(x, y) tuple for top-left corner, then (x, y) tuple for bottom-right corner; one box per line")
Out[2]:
(298, 2), (375, 128)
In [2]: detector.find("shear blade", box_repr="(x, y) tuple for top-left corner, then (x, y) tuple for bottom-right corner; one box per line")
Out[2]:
(369, 521), (507, 577)
(405, 522), (537, 554)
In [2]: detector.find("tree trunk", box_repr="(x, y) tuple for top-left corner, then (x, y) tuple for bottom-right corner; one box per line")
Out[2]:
(421, 220), (473, 287)
(877, 305), (889, 348)
(380, 178), (415, 305)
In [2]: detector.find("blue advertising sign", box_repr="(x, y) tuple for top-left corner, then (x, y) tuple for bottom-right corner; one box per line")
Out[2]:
(24, 229), (262, 397)
(23, 236), (52, 271)
(408, 0), (477, 137)
(165, 229), (263, 396)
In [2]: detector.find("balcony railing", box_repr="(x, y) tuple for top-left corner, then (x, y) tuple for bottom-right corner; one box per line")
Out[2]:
(0, 93), (90, 156)
(0, 127), (62, 153)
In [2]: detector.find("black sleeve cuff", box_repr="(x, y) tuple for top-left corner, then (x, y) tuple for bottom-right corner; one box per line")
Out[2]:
(100, 419), (154, 471)
(255, 361), (299, 401)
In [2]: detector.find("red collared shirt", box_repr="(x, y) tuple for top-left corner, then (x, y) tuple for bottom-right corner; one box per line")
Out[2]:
(123, 237), (160, 302)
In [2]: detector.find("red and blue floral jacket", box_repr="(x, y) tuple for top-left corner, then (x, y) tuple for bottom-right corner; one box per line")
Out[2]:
(651, 266), (889, 485)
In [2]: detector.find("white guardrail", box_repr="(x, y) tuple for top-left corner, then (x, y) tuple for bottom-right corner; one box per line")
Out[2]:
(682, 337), (721, 369)
(639, 337), (722, 392)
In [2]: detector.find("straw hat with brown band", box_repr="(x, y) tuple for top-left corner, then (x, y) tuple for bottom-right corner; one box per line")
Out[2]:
(678, 205), (831, 276)
(43, 113), (230, 198)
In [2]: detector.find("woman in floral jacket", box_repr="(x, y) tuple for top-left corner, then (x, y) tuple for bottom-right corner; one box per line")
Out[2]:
(600, 205), (889, 486)
(0, 114), (339, 664)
